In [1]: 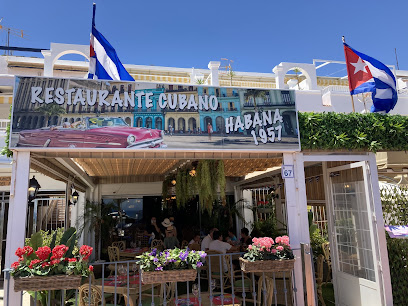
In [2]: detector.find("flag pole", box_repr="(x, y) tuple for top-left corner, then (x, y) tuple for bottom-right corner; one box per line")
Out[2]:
(342, 36), (356, 113)
(92, 3), (96, 27)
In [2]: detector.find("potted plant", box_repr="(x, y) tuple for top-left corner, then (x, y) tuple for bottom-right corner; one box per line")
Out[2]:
(10, 228), (93, 305)
(239, 236), (295, 273)
(137, 248), (206, 284)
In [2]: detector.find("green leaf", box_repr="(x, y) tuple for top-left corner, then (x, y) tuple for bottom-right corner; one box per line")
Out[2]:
(49, 230), (58, 251)
(60, 227), (76, 246)
(65, 233), (77, 258)
(29, 232), (43, 251)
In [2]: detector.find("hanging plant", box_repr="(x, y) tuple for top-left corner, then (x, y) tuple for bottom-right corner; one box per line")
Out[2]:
(197, 160), (212, 214)
(176, 171), (183, 208)
(217, 160), (226, 204)
(186, 170), (197, 200)
(162, 176), (171, 201)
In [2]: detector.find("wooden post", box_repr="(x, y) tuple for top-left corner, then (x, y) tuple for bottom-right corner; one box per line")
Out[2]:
(351, 95), (356, 113)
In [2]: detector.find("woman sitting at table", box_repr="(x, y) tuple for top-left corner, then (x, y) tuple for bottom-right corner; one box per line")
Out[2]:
(164, 226), (180, 249)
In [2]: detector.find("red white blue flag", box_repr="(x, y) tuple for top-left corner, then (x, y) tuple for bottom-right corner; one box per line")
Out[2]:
(87, 4), (134, 81)
(343, 43), (397, 113)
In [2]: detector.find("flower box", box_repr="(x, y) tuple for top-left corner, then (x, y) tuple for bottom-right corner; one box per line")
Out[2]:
(14, 275), (82, 292)
(141, 269), (197, 284)
(239, 257), (295, 273)
(256, 207), (274, 214)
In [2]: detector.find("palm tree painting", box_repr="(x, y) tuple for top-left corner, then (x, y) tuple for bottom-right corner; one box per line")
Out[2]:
(36, 104), (66, 127)
(244, 89), (266, 110)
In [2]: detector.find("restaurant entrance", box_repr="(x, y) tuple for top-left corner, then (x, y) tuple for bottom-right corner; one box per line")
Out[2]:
(3, 151), (393, 305)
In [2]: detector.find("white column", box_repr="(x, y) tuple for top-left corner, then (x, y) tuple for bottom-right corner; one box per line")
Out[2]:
(272, 65), (285, 89)
(42, 50), (53, 77)
(283, 152), (312, 306)
(368, 153), (393, 306)
(208, 61), (220, 86)
(4, 151), (31, 306)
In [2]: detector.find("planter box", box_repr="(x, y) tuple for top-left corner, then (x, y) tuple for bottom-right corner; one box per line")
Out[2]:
(14, 275), (82, 292)
(239, 257), (295, 273)
(141, 269), (197, 284)
(256, 207), (274, 214)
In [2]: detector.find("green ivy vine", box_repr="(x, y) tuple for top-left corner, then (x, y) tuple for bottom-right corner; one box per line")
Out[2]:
(298, 112), (408, 152)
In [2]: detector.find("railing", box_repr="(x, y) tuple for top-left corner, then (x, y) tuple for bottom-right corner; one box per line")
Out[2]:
(321, 85), (349, 95)
(4, 253), (295, 306)
(219, 80), (276, 89)
(0, 119), (10, 131)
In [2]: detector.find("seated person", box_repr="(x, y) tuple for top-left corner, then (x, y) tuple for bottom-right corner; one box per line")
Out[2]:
(189, 233), (201, 246)
(240, 227), (252, 249)
(209, 231), (239, 272)
(208, 231), (239, 254)
(164, 226), (180, 249)
(201, 227), (218, 251)
(226, 228), (237, 243)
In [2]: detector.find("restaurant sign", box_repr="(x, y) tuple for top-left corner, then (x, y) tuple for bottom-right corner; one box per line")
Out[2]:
(10, 76), (300, 151)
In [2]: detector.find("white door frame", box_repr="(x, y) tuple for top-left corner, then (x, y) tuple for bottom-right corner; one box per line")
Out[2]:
(303, 153), (391, 306)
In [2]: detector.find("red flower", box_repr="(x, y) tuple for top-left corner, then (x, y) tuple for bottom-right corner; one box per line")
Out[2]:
(89, 265), (94, 272)
(68, 258), (77, 262)
(50, 259), (61, 265)
(51, 245), (68, 260)
(79, 245), (93, 260)
(11, 261), (19, 269)
(29, 259), (41, 269)
(23, 246), (34, 256)
(41, 262), (50, 268)
(35, 246), (51, 261)
(15, 247), (25, 258)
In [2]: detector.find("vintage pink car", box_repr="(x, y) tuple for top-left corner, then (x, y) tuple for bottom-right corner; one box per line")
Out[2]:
(17, 117), (166, 149)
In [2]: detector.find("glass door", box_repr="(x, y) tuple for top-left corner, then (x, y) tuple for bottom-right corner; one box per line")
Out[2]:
(326, 162), (383, 306)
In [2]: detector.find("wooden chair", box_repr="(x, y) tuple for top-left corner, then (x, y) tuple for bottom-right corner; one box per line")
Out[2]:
(107, 246), (120, 276)
(151, 239), (164, 251)
(322, 242), (332, 283)
(189, 243), (201, 251)
(140, 282), (175, 305)
(316, 254), (326, 306)
(206, 250), (231, 290)
(78, 284), (115, 306)
(257, 275), (274, 306)
(112, 241), (126, 251)
(181, 240), (189, 249)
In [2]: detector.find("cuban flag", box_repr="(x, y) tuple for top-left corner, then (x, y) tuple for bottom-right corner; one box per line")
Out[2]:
(87, 4), (134, 81)
(343, 43), (397, 113)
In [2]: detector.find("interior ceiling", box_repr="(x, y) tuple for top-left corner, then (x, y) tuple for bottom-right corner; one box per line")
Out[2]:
(31, 151), (283, 185)
(74, 157), (282, 179)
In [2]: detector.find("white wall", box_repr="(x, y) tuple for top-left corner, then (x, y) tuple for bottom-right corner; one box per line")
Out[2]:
(100, 182), (162, 197)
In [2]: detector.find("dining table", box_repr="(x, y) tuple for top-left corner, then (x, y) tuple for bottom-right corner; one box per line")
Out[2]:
(95, 274), (155, 306)
(175, 292), (241, 306)
(119, 247), (148, 259)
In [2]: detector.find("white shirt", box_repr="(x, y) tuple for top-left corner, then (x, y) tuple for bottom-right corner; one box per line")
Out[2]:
(208, 239), (232, 254)
(201, 234), (212, 251)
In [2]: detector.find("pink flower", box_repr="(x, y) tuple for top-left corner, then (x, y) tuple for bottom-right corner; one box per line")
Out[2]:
(89, 265), (94, 272)
(271, 249), (277, 254)
(276, 246), (284, 252)
(248, 245), (252, 250)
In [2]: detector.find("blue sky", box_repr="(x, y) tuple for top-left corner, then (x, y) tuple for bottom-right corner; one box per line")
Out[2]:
(2, 0), (408, 75)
